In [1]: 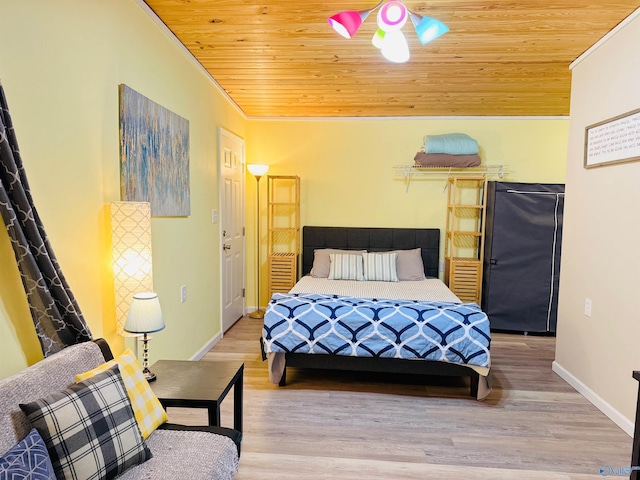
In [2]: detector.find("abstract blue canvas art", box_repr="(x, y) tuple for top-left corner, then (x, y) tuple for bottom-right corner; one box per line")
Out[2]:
(119, 84), (190, 216)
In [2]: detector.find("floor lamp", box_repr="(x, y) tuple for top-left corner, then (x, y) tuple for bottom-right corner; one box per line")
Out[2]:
(247, 163), (269, 319)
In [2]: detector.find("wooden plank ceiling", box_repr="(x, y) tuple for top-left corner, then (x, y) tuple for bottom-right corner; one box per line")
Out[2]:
(142, 1), (638, 118)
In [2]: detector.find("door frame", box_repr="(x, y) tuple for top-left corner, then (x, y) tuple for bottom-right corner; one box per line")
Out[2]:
(217, 127), (246, 332)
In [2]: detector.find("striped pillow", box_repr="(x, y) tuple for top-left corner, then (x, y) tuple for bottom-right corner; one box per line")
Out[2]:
(363, 252), (399, 282)
(328, 253), (364, 281)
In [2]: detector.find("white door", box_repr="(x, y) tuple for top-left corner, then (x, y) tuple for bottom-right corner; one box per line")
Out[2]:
(219, 128), (245, 332)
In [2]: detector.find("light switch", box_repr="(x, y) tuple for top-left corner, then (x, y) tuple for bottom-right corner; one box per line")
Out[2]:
(212, 209), (218, 223)
(584, 298), (592, 317)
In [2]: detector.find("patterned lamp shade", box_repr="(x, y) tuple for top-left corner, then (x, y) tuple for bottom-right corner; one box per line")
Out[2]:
(111, 201), (153, 335)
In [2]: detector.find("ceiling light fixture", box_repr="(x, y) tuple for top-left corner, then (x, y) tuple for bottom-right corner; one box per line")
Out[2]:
(328, 1), (448, 63)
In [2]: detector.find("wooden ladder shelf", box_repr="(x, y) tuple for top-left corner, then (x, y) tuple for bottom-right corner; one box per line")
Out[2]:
(444, 176), (488, 304)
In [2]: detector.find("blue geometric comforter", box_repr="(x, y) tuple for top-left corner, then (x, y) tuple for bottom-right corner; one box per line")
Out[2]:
(263, 293), (491, 369)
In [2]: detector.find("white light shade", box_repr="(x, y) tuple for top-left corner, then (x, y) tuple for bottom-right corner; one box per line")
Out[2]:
(381, 30), (410, 63)
(247, 164), (269, 177)
(124, 292), (165, 334)
(111, 201), (153, 335)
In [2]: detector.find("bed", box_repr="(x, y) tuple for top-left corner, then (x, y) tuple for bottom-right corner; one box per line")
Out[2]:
(261, 226), (492, 400)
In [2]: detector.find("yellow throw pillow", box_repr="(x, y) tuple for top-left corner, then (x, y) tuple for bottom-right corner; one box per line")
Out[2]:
(75, 348), (168, 439)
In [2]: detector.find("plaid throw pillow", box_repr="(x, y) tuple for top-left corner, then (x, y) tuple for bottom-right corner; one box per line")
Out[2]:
(75, 348), (168, 439)
(363, 251), (399, 282)
(0, 428), (56, 480)
(20, 365), (151, 480)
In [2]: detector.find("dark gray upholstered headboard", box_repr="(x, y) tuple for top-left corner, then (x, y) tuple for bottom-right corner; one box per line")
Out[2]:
(302, 226), (440, 278)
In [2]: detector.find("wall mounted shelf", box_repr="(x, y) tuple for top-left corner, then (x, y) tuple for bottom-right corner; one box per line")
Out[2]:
(393, 164), (508, 192)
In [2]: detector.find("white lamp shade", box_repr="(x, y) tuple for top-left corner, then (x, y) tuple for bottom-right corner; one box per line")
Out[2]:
(124, 292), (165, 334)
(381, 30), (410, 63)
(247, 164), (269, 177)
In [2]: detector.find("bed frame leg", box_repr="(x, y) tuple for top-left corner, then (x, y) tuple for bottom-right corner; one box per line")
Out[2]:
(279, 366), (287, 387)
(470, 373), (479, 398)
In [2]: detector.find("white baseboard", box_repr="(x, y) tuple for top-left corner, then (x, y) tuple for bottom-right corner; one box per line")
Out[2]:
(189, 331), (223, 361)
(552, 361), (634, 436)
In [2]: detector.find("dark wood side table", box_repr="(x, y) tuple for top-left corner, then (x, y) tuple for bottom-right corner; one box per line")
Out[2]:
(632, 371), (640, 479)
(149, 360), (244, 436)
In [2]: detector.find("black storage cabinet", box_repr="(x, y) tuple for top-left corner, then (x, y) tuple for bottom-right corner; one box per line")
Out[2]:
(481, 182), (565, 333)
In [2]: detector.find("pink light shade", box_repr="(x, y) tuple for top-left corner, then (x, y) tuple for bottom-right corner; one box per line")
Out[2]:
(377, 1), (408, 32)
(328, 1), (383, 39)
(328, 10), (369, 38)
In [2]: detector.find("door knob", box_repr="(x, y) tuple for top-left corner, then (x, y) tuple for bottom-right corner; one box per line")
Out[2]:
(223, 244), (231, 251)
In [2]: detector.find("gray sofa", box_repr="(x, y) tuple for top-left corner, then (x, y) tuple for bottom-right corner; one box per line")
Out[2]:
(0, 340), (239, 479)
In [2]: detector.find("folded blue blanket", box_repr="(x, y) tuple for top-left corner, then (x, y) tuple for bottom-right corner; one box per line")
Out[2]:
(423, 133), (479, 155)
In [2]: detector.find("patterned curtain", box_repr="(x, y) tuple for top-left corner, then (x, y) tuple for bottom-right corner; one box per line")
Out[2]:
(0, 82), (92, 356)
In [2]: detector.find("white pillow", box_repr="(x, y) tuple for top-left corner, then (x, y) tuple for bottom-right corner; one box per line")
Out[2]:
(328, 253), (364, 281)
(363, 252), (399, 282)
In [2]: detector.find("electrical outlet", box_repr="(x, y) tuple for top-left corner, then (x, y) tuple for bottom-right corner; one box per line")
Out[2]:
(584, 298), (592, 317)
(181, 285), (187, 303)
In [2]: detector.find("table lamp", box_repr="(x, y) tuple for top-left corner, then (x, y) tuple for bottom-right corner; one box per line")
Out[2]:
(124, 292), (165, 381)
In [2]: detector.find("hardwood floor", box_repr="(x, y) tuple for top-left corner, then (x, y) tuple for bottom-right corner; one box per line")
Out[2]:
(167, 316), (632, 479)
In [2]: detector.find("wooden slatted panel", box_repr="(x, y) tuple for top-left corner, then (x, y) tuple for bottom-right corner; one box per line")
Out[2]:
(268, 253), (297, 297)
(446, 258), (481, 304)
(143, 0), (639, 117)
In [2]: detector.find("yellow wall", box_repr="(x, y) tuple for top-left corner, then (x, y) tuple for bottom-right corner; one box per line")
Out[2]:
(0, 0), (245, 378)
(245, 118), (568, 305)
(555, 12), (640, 434)
(0, 0), (569, 380)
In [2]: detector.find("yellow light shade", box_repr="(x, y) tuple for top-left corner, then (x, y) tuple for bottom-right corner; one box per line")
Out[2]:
(111, 201), (153, 335)
(372, 28), (385, 49)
